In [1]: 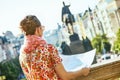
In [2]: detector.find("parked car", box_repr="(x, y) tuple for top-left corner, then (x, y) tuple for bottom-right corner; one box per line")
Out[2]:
(101, 53), (111, 60)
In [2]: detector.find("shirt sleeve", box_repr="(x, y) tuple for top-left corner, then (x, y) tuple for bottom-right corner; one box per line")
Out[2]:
(47, 44), (62, 67)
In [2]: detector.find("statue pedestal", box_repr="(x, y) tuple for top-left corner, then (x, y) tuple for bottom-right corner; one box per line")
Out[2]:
(69, 40), (85, 54)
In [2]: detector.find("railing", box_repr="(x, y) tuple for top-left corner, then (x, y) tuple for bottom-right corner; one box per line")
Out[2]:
(76, 56), (120, 80)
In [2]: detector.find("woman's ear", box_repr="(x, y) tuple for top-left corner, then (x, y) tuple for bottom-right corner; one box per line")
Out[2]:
(39, 27), (43, 31)
(35, 27), (40, 35)
(35, 27), (43, 37)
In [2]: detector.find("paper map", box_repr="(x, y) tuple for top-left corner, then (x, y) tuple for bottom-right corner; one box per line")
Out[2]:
(59, 49), (96, 71)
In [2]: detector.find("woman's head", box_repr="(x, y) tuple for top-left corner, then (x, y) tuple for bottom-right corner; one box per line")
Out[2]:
(20, 15), (42, 36)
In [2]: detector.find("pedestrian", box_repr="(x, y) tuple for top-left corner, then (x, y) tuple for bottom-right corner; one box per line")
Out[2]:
(19, 15), (90, 80)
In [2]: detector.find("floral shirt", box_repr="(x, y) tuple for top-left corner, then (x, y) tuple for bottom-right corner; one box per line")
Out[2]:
(19, 35), (62, 80)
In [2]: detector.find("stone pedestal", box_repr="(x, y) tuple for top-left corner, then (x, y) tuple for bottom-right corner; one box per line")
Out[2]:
(69, 40), (85, 54)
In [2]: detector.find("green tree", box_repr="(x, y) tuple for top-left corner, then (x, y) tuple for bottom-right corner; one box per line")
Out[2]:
(91, 34), (111, 54)
(91, 34), (101, 54)
(101, 34), (111, 53)
(113, 28), (120, 53)
(0, 56), (23, 80)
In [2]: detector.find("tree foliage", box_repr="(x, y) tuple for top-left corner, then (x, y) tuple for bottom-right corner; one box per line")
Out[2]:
(91, 34), (111, 54)
(0, 57), (23, 80)
(113, 28), (120, 53)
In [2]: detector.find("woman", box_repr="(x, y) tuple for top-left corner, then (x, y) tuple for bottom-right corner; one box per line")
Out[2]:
(19, 15), (90, 80)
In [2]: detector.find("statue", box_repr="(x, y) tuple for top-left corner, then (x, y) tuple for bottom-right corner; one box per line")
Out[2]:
(82, 36), (93, 52)
(61, 1), (75, 34)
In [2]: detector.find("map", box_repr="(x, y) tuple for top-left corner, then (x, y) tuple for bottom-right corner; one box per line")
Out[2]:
(59, 49), (96, 71)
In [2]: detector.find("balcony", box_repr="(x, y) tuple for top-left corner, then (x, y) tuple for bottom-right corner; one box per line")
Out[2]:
(76, 56), (120, 80)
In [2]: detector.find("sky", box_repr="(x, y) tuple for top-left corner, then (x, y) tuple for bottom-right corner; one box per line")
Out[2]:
(0, 0), (98, 36)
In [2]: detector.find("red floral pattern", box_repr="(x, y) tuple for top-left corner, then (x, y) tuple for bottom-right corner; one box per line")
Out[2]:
(19, 35), (62, 80)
